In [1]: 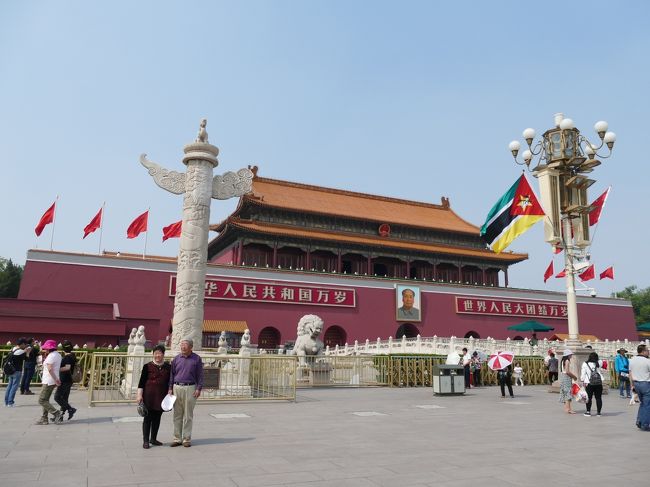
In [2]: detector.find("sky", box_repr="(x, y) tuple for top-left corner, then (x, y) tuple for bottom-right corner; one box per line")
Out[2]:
(1, 0), (649, 298)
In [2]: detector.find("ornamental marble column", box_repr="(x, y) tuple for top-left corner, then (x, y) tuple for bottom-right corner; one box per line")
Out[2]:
(140, 119), (253, 351)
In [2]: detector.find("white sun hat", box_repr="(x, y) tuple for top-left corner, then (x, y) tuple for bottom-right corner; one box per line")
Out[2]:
(161, 394), (177, 412)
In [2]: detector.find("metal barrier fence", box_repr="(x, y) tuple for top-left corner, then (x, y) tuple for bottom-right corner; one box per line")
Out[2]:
(88, 353), (297, 406)
(385, 355), (620, 388)
(6, 349), (621, 405)
(384, 355), (550, 387)
(295, 356), (390, 387)
(1, 349), (90, 387)
(293, 355), (552, 388)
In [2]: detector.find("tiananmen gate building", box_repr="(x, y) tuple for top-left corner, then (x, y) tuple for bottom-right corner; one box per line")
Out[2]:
(2, 170), (636, 347)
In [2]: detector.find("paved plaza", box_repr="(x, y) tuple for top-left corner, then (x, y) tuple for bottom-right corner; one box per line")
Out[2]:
(1, 385), (647, 486)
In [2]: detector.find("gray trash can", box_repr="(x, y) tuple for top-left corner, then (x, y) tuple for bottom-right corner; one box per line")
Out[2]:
(432, 364), (465, 395)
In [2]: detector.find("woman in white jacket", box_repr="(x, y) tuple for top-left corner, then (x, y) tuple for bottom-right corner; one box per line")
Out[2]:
(581, 351), (604, 417)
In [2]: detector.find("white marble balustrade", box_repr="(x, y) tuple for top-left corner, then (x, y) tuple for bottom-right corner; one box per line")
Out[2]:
(324, 335), (648, 358)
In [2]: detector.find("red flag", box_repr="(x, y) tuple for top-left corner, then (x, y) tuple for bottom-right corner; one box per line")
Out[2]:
(555, 269), (566, 278)
(553, 245), (563, 254)
(588, 187), (611, 226)
(599, 266), (614, 280)
(578, 264), (595, 282)
(83, 208), (103, 239)
(543, 260), (554, 283)
(162, 220), (182, 242)
(35, 202), (56, 236)
(127, 211), (149, 239)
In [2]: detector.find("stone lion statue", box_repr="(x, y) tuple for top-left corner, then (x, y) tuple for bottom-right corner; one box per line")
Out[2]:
(293, 314), (325, 366)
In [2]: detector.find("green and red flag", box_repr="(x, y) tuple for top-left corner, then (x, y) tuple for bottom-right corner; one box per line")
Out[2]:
(480, 174), (545, 253)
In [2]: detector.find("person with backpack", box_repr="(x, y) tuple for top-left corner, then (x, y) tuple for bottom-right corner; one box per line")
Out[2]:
(581, 351), (604, 417)
(4, 337), (28, 407)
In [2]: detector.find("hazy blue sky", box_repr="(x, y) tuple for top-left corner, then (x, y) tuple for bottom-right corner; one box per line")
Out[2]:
(1, 1), (648, 298)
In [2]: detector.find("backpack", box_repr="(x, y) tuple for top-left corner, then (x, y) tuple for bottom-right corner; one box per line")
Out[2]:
(587, 363), (602, 386)
(2, 351), (16, 376)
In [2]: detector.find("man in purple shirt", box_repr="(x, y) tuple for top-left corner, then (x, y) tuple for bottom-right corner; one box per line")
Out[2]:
(168, 338), (204, 447)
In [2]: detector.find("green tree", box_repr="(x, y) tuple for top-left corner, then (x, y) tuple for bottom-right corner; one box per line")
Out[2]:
(0, 258), (23, 298)
(613, 285), (650, 325)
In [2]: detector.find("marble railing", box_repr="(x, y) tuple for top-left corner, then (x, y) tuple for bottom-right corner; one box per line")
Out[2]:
(324, 335), (648, 358)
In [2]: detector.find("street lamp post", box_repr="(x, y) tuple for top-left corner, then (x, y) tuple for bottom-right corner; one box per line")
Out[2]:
(508, 113), (616, 348)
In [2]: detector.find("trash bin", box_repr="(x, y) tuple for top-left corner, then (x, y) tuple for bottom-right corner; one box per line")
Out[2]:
(433, 364), (465, 395)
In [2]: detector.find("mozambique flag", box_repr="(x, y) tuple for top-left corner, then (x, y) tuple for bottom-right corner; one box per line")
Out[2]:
(480, 174), (545, 253)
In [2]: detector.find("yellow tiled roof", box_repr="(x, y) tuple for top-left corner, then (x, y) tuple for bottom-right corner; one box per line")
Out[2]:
(203, 320), (248, 333)
(239, 176), (481, 234)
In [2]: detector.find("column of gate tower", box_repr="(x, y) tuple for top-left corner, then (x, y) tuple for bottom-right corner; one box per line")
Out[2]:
(140, 120), (253, 351)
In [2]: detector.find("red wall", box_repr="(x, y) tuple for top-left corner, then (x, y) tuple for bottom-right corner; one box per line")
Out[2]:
(0, 298), (160, 346)
(16, 251), (637, 347)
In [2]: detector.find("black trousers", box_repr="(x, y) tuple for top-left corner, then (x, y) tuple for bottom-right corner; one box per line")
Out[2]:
(548, 371), (558, 384)
(54, 382), (73, 411)
(586, 384), (603, 414)
(21, 363), (36, 392)
(143, 410), (164, 442)
(499, 376), (513, 397)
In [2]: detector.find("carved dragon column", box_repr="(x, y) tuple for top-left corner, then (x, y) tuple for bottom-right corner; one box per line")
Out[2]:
(140, 119), (253, 351)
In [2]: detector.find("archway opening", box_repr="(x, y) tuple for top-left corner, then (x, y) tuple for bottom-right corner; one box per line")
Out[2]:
(396, 323), (419, 339)
(464, 330), (480, 339)
(324, 325), (347, 348)
(258, 326), (281, 350)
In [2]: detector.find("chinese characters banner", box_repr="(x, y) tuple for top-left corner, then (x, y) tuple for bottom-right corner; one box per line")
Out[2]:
(169, 276), (356, 308)
(455, 296), (567, 319)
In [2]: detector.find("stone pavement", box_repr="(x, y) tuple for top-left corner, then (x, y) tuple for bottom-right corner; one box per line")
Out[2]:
(0, 385), (646, 487)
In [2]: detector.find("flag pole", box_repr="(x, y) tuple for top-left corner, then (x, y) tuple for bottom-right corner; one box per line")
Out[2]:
(98, 202), (105, 255)
(143, 207), (150, 259)
(49, 195), (59, 251)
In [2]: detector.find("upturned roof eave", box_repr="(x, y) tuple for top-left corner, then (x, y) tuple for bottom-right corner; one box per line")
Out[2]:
(214, 219), (527, 264)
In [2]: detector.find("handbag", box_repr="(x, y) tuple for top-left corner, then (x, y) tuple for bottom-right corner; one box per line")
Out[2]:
(137, 401), (148, 417)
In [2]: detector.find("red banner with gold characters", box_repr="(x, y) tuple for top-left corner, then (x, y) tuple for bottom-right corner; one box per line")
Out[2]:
(455, 296), (567, 319)
(169, 276), (356, 307)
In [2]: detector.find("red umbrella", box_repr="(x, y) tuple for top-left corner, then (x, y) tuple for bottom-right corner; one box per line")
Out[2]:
(487, 351), (515, 371)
